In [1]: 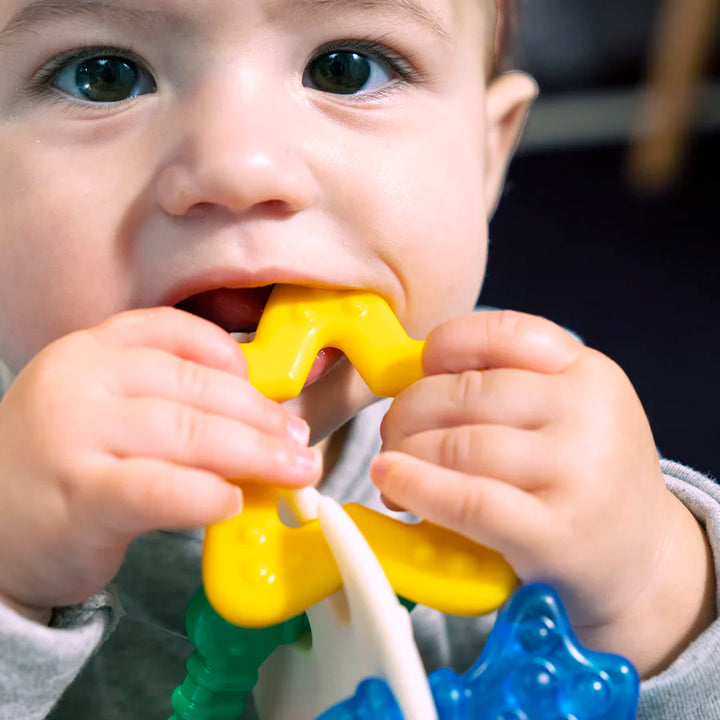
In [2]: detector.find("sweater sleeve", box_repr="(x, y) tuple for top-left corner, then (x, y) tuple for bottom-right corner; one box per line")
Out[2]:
(0, 589), (122, 720)
(636, 459), (720, 719)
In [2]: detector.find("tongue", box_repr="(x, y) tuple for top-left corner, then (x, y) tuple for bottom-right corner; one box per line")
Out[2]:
(176, 286), (274, 333)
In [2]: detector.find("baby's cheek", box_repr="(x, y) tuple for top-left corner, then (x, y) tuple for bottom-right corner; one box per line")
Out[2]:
(407, 253), (488, 338)
(407, 210), (489, 335)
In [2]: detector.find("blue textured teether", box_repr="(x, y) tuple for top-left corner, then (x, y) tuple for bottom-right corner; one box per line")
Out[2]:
(318, 583), (639, 720)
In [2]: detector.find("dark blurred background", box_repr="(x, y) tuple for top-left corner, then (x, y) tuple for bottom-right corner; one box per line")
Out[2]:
(483, 0), (720, 476)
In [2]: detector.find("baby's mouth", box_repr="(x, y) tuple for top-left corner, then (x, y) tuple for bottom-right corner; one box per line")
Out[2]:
(175, 284), (345, 388)
(175, 285), (275, 342)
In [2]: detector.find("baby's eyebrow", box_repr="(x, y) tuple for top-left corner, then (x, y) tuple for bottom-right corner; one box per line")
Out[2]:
(282, 0), (452, 44)
(0, 0), (186, 43)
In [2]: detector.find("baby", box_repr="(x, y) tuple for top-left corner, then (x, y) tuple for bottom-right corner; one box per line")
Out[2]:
(0, 1), (718, 718)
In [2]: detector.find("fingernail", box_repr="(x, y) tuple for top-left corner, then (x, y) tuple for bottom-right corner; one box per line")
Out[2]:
(221, 487), (244, 521)
(287, 415), (310, 446)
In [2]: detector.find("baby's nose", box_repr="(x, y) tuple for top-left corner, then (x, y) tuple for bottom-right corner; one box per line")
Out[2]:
(156, 81), (319, 217)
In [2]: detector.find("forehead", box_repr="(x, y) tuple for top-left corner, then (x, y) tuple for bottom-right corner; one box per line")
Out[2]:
(0, 0), (492, 65)
(0, 0), (489, 34)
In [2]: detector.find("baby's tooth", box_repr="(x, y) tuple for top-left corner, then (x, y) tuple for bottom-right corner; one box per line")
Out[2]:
(230, 331), (256, 343)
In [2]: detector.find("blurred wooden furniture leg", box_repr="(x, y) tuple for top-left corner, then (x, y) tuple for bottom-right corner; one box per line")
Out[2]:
(629, 0), (719, 190)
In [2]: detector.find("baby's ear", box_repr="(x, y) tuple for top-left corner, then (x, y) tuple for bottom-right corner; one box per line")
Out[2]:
(484, 72), (538, 216)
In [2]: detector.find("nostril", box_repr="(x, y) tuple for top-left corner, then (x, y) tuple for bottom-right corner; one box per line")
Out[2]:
(262, 199), (292, 212)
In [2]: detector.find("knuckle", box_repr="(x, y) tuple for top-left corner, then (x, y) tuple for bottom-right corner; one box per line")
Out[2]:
(448, 370), (482, 407)
(454, 490), (485, 535)
(575, 348), (634, 414)
(173, 405), (204, 451)
(438, 427), (473, 470)
(268, 408), (290, 438)
(489, 309), (523, 343)
(176, 359), (207, 398)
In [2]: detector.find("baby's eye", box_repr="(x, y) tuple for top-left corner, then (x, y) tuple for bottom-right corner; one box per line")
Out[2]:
(303, 49), (395, 95)
(53, 54), (156, 103)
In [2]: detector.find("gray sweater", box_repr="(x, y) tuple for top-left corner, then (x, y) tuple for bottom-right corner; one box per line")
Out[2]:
(1, 369), (720, 719)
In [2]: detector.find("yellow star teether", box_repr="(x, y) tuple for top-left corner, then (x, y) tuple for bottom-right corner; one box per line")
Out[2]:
(202, 285), (517, 627)
(240, 284), (426, 400)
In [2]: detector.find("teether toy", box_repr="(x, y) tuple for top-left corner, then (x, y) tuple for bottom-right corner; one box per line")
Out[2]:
(203, 285), (517, 628)
(241, 284), (425, 400)
(318, 584), (640, 720)
(204, 484), (515, 628)
(170, 285), (639, 720)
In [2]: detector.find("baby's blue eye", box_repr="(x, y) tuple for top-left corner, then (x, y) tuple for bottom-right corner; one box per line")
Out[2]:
(303, 50), (394, 95)
(54, 56), (156, 103)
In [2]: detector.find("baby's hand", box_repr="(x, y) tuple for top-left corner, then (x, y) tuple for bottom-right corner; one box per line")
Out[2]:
(373, 310), (714, 677)
(0, 308), (320, 622)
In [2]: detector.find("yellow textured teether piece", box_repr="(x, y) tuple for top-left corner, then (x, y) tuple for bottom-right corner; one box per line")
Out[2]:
(203, 285), (517, 627)
(204, 490), (516, 627)
(241, 284), (425, 400)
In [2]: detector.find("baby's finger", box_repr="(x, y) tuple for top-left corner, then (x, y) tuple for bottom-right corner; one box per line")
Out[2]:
(370, 451), (547, 555)
(109, 398), (322, 485)
(90, 307), (248, 377)
(390, 425), (555, 492)
(382, 368), (560, 448)
(112, 347), (305, 442)
(93, 458), (243, 534)
(424, 311), (581, 377)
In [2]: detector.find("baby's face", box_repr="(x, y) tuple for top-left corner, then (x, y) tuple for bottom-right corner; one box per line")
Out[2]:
(0, 0), (522, 438)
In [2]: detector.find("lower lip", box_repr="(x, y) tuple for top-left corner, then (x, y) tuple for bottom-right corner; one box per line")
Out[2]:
(304, 348), (345, 388)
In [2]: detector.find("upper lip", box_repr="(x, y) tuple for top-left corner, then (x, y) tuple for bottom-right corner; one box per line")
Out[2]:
(160, 269), (363, 333)
(162, 270), (282, 309)
(160, 267), (361, 308)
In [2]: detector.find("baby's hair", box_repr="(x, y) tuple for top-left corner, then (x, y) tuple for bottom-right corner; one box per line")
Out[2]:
(488, 0), (517, 77)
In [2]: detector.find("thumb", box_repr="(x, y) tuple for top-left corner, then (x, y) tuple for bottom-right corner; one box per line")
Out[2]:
(423, 310), (581, 376)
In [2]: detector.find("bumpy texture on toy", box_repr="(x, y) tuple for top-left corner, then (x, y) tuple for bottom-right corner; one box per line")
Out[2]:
(317, 584), (640, 720)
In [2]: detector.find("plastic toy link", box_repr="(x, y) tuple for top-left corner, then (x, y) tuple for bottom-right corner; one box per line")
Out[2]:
(318, 584), (639, 720)
(169, 285), (639, 720)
